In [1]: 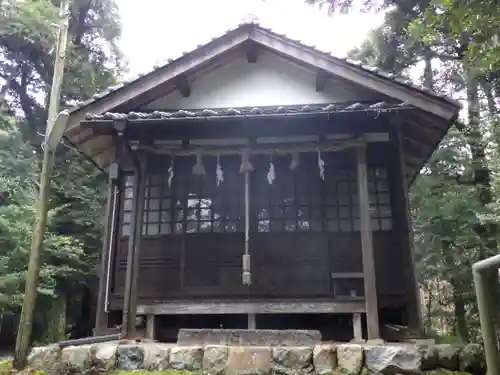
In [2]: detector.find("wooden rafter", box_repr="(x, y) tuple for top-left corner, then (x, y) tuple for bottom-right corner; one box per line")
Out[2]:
(65, 24), (459, 132)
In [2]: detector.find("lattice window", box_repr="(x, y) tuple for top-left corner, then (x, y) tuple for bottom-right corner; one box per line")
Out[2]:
(179, 156), (245, 234)
(368, 167), (392, 231)
(120, 153), (392, 236)
(120, 156), (245, 237)
(143, 173), (174, 235)
(252, 153), (392, 233)
(254, 154), (323, 232)
(324, 168), (359, 232)
(121, 175), (134, 237)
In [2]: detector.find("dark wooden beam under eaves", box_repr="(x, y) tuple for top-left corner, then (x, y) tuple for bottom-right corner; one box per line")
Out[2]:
(246, 43), (259, 63)
(316, 71), (328, 92)
(176, 76), (191, 98)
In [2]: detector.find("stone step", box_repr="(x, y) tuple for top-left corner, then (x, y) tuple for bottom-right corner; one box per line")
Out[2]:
(177, 328), (322, 346)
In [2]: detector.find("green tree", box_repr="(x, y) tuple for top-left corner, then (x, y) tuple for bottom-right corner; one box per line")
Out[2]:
(0, 0), (122, 347)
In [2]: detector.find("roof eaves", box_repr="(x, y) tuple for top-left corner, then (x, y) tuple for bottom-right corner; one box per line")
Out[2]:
(82, 101), (415, 121)
(252, 25), (460, 110)
(68, 20), (460, 119)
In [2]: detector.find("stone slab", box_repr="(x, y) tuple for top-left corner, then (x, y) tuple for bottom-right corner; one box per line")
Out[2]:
(177, 329), (322, 346)
(26, 340), (485, 375)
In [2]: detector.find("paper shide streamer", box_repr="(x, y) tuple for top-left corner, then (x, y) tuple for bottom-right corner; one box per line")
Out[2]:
(318, 150), (325, 181)
(167, 158), (174, 188)
(216, 154), (224, 186)
(267, 156), (276, 184)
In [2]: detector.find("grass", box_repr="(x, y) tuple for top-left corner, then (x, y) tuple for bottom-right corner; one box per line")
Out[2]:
(112, 371), (200, 375)
(0, 361), (11, 375)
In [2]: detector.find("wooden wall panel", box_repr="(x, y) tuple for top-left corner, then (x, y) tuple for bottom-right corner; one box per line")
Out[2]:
(111, 229), (407, 305)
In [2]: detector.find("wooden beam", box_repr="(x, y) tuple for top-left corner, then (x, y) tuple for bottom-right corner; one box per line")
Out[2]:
(252, 30), (459, 120)
(146, 314), (155, 340)
(403, 137), (427, 158)
(94, 177), (117, 335)
(136, 300), (366, 315)
(351, 290), (363, 340)
(392, 127), (424, 335)
(65, 30), (250, 131)
(248, 314), (256, 329)
(316, 71), (328, 92)
(356, 145), (380, 339)
(121, 153), (148, 338)
(331, 272), (364, 279)
(246, 43), (259, 63)
(176, 76), (191, 98)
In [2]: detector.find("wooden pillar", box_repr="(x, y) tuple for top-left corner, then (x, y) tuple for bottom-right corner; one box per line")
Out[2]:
(146, 314), (156, 340)
(94, 168), (119, 335)
(248, 313), (256, 329)
(356, 145), (380, 339)
(392, 127), (424, 335)
(351, 290), (363, 340)
(122, 154), (147, 338)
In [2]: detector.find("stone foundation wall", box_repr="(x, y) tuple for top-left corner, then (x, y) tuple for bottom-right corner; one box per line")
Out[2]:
(27, 341), (486, 374)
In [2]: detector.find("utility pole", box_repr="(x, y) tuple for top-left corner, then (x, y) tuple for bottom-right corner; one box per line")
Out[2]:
(13, 0), (71, 369)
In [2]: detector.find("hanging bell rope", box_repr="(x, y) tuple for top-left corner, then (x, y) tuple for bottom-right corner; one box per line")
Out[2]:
(239, 149), (254, 174)
(289, 151), (300, 170)
(192, 152), (206, 176)
(242, 171), (251, 285)
(216, 154), (224, 186)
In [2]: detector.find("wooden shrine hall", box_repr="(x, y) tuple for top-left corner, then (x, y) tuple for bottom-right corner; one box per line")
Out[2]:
(63, 22), (461, 342)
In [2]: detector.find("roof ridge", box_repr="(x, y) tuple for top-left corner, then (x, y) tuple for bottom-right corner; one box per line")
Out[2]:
(69, 20), (460, 113)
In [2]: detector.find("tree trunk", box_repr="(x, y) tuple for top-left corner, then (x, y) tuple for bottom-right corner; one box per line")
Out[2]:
(453, 291), (469, 343)
(423, 46), (434, 90)
(442, 240), (469, 342)
(464, 74), (500, 319)
(42, 293), (67, 343)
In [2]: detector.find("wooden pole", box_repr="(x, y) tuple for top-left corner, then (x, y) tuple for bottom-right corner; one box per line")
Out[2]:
(122, 155), (147, 338)
(13, 0), (71, 369)
(94, 179), (118, 335)
(392, 127), (424, 335)
(356, 145), (380, 339)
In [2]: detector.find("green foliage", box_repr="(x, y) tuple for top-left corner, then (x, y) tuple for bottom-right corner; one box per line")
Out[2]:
(0, 0), (122, 344)
(307, 0), (500, 342)
(409, 0), (500, 75)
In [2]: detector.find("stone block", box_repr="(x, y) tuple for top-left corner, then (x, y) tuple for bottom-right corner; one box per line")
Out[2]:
(203, 345), (229, 375)
(271, 346), (313, 374)
(336, 344), (364, 375)
(116, 344), (145, 371)
(364, 344), (424, 374)
(141, 343), (171, 371)
(27, 345), (60, 372)
(417, 344), (439, 370)
(459, 343), (486, 374)
(170, 345), (203, 371)
(60, 345), (92, 372)
(227, 346), (271, 375)
(435, 344), (460, 370)
(92, 341), (118, 371)
(313, 343), (337, 374)
(178, 329), (321, 346)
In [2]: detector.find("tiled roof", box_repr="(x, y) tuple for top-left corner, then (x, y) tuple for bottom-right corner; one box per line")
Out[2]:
(83, 101), (415, 121)
(70, 21), (459, 113)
